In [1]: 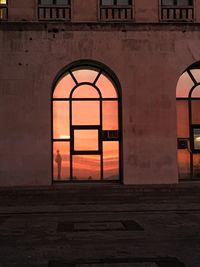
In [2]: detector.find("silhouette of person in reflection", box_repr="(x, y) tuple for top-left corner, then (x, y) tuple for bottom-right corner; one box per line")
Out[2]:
(55, 150), (62, 180)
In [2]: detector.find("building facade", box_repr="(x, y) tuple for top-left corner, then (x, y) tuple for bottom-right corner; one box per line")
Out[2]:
(0, 0), (200, 186)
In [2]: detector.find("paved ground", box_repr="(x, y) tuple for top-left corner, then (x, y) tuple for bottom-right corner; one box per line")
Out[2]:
(0, 182), (200, 267)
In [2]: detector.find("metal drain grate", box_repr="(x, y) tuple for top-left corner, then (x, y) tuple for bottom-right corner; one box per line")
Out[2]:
(57, 220), (144, 232)
(48, 257), (187, 267)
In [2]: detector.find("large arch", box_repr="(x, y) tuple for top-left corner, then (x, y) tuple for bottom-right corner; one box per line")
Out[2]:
(51, 60), (122, 182)
(176, 61), (200, 180)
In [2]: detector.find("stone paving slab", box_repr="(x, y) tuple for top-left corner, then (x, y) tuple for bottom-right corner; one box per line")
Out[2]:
(0, 202), (200, 215)
(76, 264), (157, 267)
(48, 257), (187, 267)
(0, 183), (199, 266)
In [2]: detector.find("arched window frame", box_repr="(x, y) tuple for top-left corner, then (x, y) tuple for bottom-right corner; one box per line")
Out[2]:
(176, 62), (200, 178)
(51, 60), (123, 183)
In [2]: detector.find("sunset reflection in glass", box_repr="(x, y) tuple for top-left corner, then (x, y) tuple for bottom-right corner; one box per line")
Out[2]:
(176, 67), (200, 179)
(52, 66), (120, 181)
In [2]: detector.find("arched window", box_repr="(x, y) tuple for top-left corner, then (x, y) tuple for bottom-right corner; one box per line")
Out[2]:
(52, 61), (122, 182)
(176, 62), (200, 179)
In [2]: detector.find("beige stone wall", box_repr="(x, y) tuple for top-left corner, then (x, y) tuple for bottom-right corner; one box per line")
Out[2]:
(0, 23), (200, 186)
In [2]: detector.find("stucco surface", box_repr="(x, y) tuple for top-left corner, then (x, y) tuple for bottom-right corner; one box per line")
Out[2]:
(6, 0), (200, 22)
(1, 23), (200, 185)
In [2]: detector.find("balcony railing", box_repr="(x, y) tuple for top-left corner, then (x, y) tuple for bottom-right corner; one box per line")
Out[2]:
(100, 5), (133, 21)
(0, 5), (8, 20)
(161, 6), (194, 21)
(38, 4), (71, 20)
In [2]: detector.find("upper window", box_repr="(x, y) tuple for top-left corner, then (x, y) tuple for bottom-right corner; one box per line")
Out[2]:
(161, 0), (194, 21)
(100, 0), (133, 21)
(0, 0), (7, 21)
(38, 0), (71, 21)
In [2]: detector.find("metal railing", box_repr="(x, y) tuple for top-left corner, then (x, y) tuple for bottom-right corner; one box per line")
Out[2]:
(0, 5), (8, 20)
(38, 4), (71, 20)
(100, 5), (133, 21)
(161, 6), (194, 21)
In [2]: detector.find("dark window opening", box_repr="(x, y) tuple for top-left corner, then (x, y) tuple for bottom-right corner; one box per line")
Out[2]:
(0, 0), (7, 20)
(161, 0), (194, 21)
(101, 0), (132, 5)
(100, 0), (133, 20)
(161, 0), (193, 5)
(38, 0), (71, 20)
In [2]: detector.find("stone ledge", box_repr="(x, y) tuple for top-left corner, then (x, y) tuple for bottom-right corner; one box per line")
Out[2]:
(0, 21), (200, 32)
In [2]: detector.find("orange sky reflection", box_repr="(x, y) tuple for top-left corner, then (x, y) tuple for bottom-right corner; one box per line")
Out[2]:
(53, 69), (119, 181)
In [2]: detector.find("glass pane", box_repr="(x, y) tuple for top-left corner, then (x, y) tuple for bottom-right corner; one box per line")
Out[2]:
(176, 100), (189, 137)
(190, 69), (200, 83)
(103, 141), (119, 180)
(56, 0), (69, 5)
(53, 73), (75, 99)
(40, 0), (53, 5)
(177, 149), (190, 179)
(72, 85), (99, 98)
(162, 0), (174, 5)
(72, 101), (100, 125)
(193, 154), (200, 177)
(74, 130), (99, 151)
(96, 73), (118, 98)
(103, 101), (119, 130)
(117, 0), (129, 5)
(192, 100), (200, 124)
(73, 155), (100, 180)
(53, 101), (70, 139)
(176, 71), (194, 98)
(191, 85), (200, 98)
(72, 69), (99, 84)
(0, 0), (7, 4)
(177, 0), (191, 5)
(102, 0), (114, 5)
(53, 142), (70, 181)
(193, 128), (200, 150)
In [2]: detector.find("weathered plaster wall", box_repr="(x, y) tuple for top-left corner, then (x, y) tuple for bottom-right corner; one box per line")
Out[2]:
(195, 0), (200, 22)
(0, 23), (200, 186)
(8, 0), (36, 21)
(7, 0), (200, 23)
(135, 0), (158, 22)
(72, 0), (98, 22)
